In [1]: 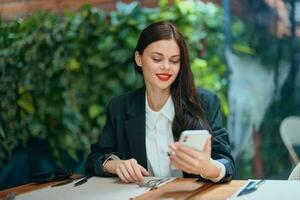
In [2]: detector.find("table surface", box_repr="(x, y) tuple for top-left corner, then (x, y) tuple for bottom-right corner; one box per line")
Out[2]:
(0, 178), (246, 200)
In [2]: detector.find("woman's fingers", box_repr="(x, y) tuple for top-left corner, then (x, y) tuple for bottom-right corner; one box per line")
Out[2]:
(130, 159), (145, 181)
(203, 135), (212, 154)
(116, 167), (129, 183)
(125, 159), (139, 181)
(173, 137), (211, 159)
(139, 165), (150, 176)
(116, 159), (149, 183)
(170, 155), (195, 173)
(171, 147), (199, 168)
(172, 142), (197, 155)
(119, 163), (135, 182)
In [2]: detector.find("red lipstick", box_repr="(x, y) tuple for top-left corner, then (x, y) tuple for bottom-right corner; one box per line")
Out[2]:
(156, 73), (171, 81)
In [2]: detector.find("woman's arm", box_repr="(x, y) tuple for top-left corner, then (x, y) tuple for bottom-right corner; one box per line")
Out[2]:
(207, 92), (235, 182)
(85, 101), (121, 176)
(84, 98), (149, 182)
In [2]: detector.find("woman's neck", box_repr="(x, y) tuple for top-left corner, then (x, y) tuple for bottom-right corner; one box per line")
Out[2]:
(146, 87), (170, 111)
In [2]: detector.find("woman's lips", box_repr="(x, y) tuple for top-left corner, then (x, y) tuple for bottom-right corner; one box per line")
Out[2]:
(156, 74), (171, 81)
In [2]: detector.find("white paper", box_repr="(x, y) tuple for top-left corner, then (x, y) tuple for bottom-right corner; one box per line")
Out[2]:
(228, 179), (300, 200)
(16, 177), (173, 200)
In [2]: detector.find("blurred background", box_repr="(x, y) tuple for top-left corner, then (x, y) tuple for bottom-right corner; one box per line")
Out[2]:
(1, 0), (300, 190)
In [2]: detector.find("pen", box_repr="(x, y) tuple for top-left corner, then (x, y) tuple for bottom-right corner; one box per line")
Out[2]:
(237, 179), (265, 196)
(51, 175), (85, 187)
(73, 175), (93, 187)
(51, 179), (73, 187)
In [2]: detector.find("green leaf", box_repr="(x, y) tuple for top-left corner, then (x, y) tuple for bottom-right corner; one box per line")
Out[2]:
(89, 104), (102, 119)
(17, 99), (34, 113)
(232, 43), (256, 55)
(67, 58), (81, 72)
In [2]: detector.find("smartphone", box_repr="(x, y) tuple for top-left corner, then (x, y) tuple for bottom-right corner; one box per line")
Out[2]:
(178, 130), (210, 151)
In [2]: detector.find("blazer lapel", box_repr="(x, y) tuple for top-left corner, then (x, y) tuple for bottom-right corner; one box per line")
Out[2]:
(125, 88), (147, 168)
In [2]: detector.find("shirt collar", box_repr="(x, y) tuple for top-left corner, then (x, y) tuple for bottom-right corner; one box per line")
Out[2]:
(160, 96), (175, 122)
(145, 93), (175, 129)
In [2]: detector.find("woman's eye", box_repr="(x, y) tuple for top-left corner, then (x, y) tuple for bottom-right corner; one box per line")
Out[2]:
(170, 60), (180, 64)
(152, 58), (161, 62)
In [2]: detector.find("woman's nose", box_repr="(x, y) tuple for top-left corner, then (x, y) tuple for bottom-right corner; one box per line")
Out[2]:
(160, 61), (170, 70)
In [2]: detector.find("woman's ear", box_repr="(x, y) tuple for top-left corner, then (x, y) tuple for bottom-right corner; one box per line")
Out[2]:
(135, 51), (142, 67)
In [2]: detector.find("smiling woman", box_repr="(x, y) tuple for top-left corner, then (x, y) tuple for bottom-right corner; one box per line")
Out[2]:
(84, 21), (234, 183)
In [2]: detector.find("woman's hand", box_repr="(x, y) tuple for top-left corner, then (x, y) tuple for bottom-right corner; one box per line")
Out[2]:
(104, 158), (150, 183)
(169, 135), (221, 178)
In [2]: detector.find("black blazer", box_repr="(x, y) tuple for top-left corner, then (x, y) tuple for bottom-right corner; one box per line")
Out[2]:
(85, 87), (234, 182)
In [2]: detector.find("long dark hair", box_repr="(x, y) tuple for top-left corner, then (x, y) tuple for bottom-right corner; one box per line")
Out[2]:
(134, 21), (211, 140)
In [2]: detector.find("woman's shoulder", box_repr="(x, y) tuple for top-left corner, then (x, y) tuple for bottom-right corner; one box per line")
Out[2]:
(108, 87), (145, 108)
(196, 87), (218, 101)
(196, 87), (220, 109)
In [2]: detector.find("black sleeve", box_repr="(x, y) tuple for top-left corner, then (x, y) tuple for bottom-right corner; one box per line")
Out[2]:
(205, 93), (235, 183)
(84, 100), (122, 176)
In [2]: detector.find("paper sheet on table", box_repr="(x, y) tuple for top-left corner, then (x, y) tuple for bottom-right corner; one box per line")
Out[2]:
(228, 179), (300, 200)
(16, 177), (175, 200)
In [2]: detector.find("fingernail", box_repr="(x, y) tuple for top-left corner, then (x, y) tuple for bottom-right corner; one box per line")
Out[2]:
(170, 144), (177, 150)
(175, 142), (181, 148)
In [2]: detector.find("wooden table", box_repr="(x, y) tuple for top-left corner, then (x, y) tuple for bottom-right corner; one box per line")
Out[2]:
(0, 178), (246, 200)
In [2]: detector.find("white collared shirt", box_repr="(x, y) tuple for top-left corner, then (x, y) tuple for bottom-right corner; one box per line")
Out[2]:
(145, 94), (183, 178)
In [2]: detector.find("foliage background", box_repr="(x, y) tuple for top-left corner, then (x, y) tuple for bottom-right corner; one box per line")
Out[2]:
(0, 0), (227, 181)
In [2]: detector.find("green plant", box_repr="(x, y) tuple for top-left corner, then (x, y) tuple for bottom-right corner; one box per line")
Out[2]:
(0, 1), (227, 168)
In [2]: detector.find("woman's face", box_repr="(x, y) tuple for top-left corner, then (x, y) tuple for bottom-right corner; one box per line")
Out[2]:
(135, 39), (180, 92)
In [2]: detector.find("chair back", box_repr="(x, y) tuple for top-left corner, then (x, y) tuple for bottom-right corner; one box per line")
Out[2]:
(280, 116), (300, 165)
(288, 162), (300, 180)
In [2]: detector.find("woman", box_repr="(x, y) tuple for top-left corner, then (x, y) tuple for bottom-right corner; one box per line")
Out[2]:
(85, 21), (234, 183)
